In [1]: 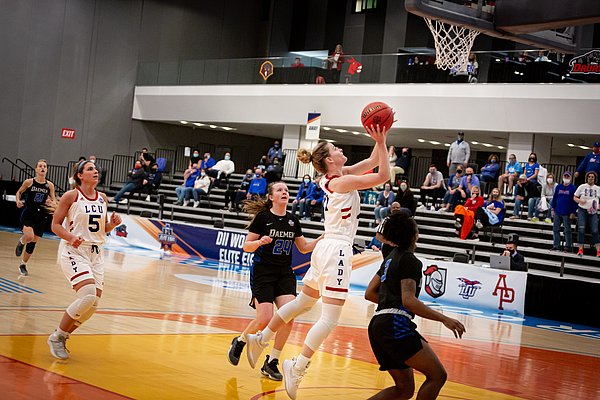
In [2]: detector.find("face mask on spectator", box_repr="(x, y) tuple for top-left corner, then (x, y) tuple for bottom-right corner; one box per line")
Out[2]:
(563, 178), (571, 184)
(491, 159), (497, 164)
(256, 173), (261, 178)
(193, 152), (199, 157)
(466, 172), (472, 176)
(456, 169), (463, 175)
(400, 183), (408, 191)
(529, 157), (536, 162)
(547, 178), (553, 184)
(273, 160), (279, 164)
(224, 156), (230, 161)
(90, 159), (96, 164)
(492, 192), (499, 198)
(429, 168), (435, 174)
(200, 172), (206, 177)
(384, 186), (390, 192)
(509, 158), (516, 163)
(152, 168), (158, 173)
(457, 136), (463, 142)
(274, 143), (279, 148)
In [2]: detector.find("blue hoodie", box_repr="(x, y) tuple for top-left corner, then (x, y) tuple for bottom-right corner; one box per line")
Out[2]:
(248, 177), (267, 195)
(306, 184), (324, 203)
(576, 151), (600, 177)
(551, 183), (577, 215)
(296, 181), (314, 200)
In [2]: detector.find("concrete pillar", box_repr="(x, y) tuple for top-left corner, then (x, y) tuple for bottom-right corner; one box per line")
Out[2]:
(532, 134), (553, 164)
(281, 124), (318, 178)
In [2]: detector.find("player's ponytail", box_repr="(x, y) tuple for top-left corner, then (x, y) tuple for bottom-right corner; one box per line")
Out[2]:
(297, 142), (330, 174)
(243, 182), (279, 228)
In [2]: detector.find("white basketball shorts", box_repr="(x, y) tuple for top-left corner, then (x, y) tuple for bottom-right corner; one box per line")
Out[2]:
(302, 237), (353, 300)
(60, 243), (105, 289)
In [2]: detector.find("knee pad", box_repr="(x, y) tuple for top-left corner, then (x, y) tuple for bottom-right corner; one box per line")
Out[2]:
(25, 242), (37, 254)
(74, 297), (99, 327)
(304, 303), (343, 351)
(277, 292), (318, 324)
(66, 284), (97, 320)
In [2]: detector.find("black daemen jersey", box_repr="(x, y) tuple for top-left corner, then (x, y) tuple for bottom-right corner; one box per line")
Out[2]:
(376, 249), (423, 315)
(248, 210), (303, 269)
(23, 179), (50, 212)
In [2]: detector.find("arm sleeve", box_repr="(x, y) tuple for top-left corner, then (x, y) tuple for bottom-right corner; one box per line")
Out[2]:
(294, 216), (303, 237)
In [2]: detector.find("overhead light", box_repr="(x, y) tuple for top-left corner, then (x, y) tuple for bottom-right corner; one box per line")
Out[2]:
(324, 139), (335, 143)
(482, 143), (493, 147)
(209, 125), (217, 128)
(193, 122), (204, 127)
(495, 58), (501, 62)
(417, 138), (425, 143)
(444, 143), (450, 147)
(580, 145), (590, 150)
(498, 146), (504, 149)
(471, 141), (479, 145)
(222, 126), (234, 131)
(322, 127), (331, 131)
(180, 120), (188, 124)
(362, 133), (370, 137)
(429, 140), (440, 145)
(514, 71), (519, 75)
(336, 129), (348, 133)
(352, 131), (361, 135)
(567, 143), (575, 147)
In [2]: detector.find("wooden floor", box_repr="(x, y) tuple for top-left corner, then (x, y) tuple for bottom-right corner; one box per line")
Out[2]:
(0, 230), (599, 400)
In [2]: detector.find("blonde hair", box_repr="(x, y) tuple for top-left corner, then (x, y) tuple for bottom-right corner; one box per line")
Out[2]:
(243, 182), (286, 227)
(297, 142), (330, 174)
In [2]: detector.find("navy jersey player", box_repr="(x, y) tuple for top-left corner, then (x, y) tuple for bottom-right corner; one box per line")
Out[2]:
(365, 212), (465, 400)
(14, 159), (57, 276)
(228, 181), (321, 380)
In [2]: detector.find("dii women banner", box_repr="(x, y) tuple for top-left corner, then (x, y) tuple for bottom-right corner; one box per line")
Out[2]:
(107, 215), (311, 274)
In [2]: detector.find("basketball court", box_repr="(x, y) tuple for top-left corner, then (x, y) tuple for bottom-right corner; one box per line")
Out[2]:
(1, 229), (599, 399)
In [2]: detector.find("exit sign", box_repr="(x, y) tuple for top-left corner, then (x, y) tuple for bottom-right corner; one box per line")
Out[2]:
(61, 128), (76, 140)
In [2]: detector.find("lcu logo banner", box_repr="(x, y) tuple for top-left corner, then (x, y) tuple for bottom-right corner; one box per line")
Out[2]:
(457, 277), (481, 300)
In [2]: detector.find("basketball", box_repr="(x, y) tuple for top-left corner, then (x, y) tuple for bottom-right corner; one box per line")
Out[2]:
(361, 101), (394, 131)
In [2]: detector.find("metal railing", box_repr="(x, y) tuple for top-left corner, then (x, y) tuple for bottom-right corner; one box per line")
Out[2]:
(111, 155), (135, 184)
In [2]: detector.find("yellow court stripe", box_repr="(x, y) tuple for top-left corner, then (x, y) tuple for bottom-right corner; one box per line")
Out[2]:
(0, 334), (523, 400)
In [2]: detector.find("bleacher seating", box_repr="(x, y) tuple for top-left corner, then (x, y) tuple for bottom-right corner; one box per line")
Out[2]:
(105, 170), (600, 281)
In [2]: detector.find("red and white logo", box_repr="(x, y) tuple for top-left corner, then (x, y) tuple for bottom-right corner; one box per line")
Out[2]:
(61, 128), (76, 140)
(492, 274), (515, 310)
(569, 50), (600, 74)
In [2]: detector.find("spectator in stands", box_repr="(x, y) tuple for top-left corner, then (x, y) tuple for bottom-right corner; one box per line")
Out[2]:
(188, 148), (202, 169)
(257, 155), (270, 171)
(388, 146), (400, 185)
(574, 141), (600, 180)
(175, 163), (200, 206)
(192, 168), (212, 208)
(291, 174), (313, 217)
(267, 141), (283, 163)
(472, 187), (505, 239)
(200, 152), (216, 170)
(247, 168), (267, 200)
(394, 147), (412, 184)
(265, 157), (283, 184)
(501, 241), (527, 271)
(447, 131), (470, 176)
(207, 152), (235, 187)
(535, 51), (549, 62)
(231, 169), (254, 211)
(142, 163), (162, 202)
(367, 235), (382, 251)
(112, 160), (147, 204)
(467, 52), (479, 83)
(417, 164), (445, 211)
(374, 183), (395, 225)
(305, 175), (325, 221)
(88, 155), (107, 187)
(573, 171), (600, 257)
(440, 167), (463, 212)
(524, 152), (540, 185)
(457, 166), (480, 201)
(139, 147), (155, 164)
(526, 180), (542, 222)
(396, 180), (416, 216)
(511, 174), (528, 219)
(498, 153), (523, 197)
(551, 171), (577, 252)
(480, 154), (500, 184)
(453, 185), (483, 239)
(291, 57), (305, 68)
(328, 44), (345, 83)
(540, 173), (556, 223)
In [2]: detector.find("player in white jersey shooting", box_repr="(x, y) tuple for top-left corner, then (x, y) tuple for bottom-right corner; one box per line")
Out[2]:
(48, 160), (122, 359)
(246, 124), (391, 399)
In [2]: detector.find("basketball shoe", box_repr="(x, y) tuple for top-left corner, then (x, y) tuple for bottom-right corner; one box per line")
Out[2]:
(261, 355), (283, 381)
(227, 336), (245, 366)
(246, 331), (268, 369)
(48, 331), (69, 360)
(19, 263), (28, 276)
(283, 358), (308, 400)
(15, 240), (24, 257)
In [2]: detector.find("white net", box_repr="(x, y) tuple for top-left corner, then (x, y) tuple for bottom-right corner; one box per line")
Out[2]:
(424, 18), (480, 72)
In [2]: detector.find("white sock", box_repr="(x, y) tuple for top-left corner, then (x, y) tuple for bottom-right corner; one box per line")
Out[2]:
(295, 354), (311, 371)
(261, 327), (275, 344)
(54, 327), (69, 338)
(270, 348), (282, 360)
(21, 259), (27, 265)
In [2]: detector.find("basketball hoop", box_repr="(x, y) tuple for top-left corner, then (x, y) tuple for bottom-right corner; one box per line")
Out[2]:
(424, 18), (480, 72)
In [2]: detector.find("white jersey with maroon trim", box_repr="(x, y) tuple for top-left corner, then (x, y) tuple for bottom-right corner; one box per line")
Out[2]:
(320, 175), (361, 240)
(66, 189), (108, 244)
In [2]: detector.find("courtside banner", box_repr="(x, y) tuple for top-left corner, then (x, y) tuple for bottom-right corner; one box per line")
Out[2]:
(306, 113), (321, 140)
(350, 253), (527, 314)
(107, 215), (311, 274)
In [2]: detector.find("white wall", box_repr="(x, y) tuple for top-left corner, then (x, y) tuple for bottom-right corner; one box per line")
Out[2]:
(133, 84), (600, 137)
